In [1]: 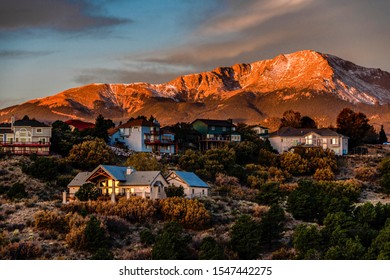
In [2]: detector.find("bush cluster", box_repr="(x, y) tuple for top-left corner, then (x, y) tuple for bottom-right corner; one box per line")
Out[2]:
(34, 210), (68, 233)
(293, 202), (390, 259)
(159, 197), (211, 229)
(287, 180), (362, 224)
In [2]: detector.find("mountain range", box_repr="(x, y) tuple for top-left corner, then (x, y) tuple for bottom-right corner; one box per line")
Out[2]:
(1, 50), (390, 131)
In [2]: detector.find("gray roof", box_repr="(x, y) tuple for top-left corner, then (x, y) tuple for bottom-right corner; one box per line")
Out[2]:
(119, 171), (161, 186)
(172, 171), (209, 188)
(13, 119), (50, 127)
(269, 127), (345, 138)
(68, 172), (91, 187)
(0, 123), (12, 134)
(192, 119), (236, 127)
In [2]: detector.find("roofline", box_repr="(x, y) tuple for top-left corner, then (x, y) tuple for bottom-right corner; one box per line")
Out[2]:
(86, 165), (125, 182)
(169, 171), (210, 188)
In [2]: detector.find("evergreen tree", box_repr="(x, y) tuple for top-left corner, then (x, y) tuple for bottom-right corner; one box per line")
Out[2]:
(379, 125), (388, 143)
(280, 110), (302, 128)
(152, 222), (193, 260)
(93, 114), (115, 142)
(336, 108), (377, 148)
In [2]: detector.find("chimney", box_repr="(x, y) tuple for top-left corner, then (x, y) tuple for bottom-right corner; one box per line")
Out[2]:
(228, 118), (233, 124)
(126, 166), (134, 175)
(11, 115), (15, 126)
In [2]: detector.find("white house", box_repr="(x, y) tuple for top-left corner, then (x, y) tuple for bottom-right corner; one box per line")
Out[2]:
(0, 117), (52, 155)
(109, 118), (175, 154)
(166, 171), (210, 198)
(67, 164), (168, 202)
(268, 127), (348, 155)
(252, 125), (269, 138)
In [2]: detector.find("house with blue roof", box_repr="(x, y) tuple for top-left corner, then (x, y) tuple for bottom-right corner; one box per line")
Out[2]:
(166, 171), (210, 198)
(67, 164), (168, 202)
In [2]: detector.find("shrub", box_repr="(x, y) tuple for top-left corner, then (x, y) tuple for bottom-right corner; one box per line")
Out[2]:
(6, 182), (28, 200)
(164, 185), (185, 198)
(125, 153), (163, 171)
(159, 197), (211, 229)
(230, 215), (261, 259)
(199, 236), (225, 260)
(380, 174), (390, 195)
(258, 204), (285, 247)
(313, 167), (335, 181)
(256, 182), (285, 205)
(140, 229), (155, 246)
(5, 241), (42, 260)
(75, 183), (100, 201)
(104, 216), (131, 237)
(152, 222), (192, 260)
(22, 157), (60, 182)
(83, 215), (108, 252)
(293, 225), (323, 259)
(62, 197), (157, 223)
(280, 152), (309, 175)
(67, 138), (114, 170)
(90, 248), (114, 260)
(354, 167), (378, 182)
(34, 210), (68, 233)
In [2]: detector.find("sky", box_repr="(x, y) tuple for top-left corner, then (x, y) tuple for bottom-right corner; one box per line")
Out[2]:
(1, 0), (390, 109)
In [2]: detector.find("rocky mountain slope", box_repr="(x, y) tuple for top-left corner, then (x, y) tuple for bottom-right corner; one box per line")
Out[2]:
(1, 50), (390, 130)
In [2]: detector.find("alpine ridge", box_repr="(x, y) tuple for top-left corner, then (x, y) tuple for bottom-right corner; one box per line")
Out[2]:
(1, 50), (390, 130)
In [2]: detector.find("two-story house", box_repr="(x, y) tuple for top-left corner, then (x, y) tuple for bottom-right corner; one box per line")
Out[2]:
(268, 127), (348, 155)
(191, 119), (241, 151)
(0, 117), (52, 155)
(109, 118), (175, 154)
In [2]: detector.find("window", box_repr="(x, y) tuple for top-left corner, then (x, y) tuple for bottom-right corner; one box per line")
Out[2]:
(211, 126), (215, 131)
(36, 128), (42, 133)
(331, 138), (338, 145)
(222, 127), (226, 131)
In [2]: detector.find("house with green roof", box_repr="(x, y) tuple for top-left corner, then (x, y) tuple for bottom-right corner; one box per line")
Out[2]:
(191, 118), (241, 151)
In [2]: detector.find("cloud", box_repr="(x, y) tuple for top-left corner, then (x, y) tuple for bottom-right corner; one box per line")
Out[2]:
(198, 0), (312, 36)
(74, 62), (196, 85)
(123, 0), (390, 75)
(0, 49), (54, 58)
(0, 0), (130, 33)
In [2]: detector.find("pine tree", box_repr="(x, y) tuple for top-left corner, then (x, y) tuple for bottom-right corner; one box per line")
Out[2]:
(379, 125), (388, 144)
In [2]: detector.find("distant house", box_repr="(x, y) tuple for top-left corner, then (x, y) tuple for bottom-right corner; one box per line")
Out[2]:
(0, 117), (52, 155)
(191, 119), (241, 150)
(67, 164), (168, 202)
(166, 171), (210, 198)
(252, 125), (269, 138)
(109, 118), (175, 154)
(268, 127), (348, 155)
(65, 119), (95, 132)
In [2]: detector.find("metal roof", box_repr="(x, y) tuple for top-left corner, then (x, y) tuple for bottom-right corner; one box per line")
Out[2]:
(119, 171), (161, 186)
(100, 165), (129, 181)
(172, 171), (209, 188)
